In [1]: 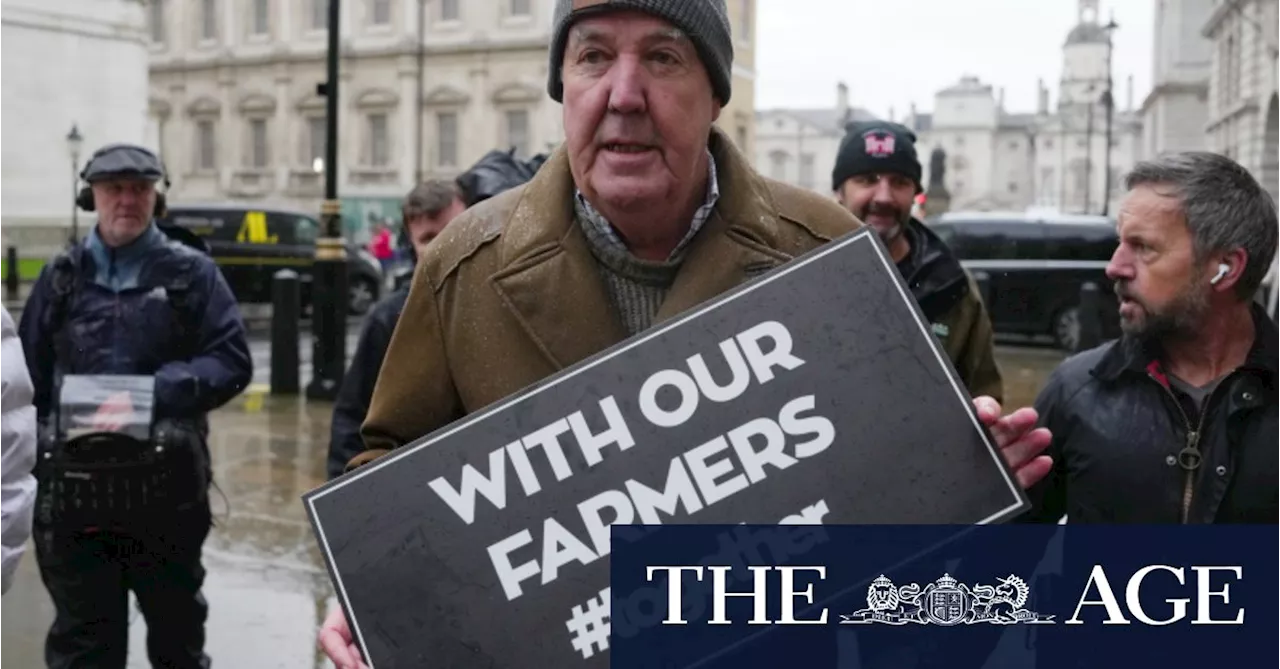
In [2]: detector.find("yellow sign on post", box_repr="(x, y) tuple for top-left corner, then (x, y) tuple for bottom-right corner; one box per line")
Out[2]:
(236, 211), (278, 244)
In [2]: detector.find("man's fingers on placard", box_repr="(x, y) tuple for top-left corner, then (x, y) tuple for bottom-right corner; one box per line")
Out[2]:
(348, 644), (370, 669)
(1001, 427), (1052, 470)
(973, 396), (1002, 424)
(991, 408), (1039, 442)
(318, 628), (357, 667)
(1015, 455), (1054, 490)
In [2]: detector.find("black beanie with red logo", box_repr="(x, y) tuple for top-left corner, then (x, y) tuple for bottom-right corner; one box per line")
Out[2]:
(831, 121), (923, 193)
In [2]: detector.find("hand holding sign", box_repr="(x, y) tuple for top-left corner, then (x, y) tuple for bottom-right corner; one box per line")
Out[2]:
(306, 229), (1052, 668)
(318, 609), (368, 669)
(974, 396), (1053, 490)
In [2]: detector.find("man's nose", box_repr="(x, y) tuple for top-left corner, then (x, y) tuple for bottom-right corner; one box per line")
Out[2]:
(1105, 245), (1132, 281)
(872, 178), (895, 202)
(606, 57), (647, 114)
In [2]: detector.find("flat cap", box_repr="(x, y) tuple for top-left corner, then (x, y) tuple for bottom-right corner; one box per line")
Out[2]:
(81, 144), (165, 183)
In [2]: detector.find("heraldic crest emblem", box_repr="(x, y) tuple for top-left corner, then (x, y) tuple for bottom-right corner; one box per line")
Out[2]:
(840, 573), (1055, 626)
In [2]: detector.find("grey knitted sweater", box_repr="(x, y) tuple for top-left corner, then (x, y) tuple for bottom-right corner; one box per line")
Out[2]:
(573, 153), (721, 336)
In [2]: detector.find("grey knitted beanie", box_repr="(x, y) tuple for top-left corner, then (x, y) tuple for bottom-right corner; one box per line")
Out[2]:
(547, 0), (734, 107)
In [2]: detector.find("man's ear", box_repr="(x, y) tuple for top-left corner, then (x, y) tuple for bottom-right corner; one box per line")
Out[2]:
(1210, 248), (1249, 293)
(711, 100), (722, 123)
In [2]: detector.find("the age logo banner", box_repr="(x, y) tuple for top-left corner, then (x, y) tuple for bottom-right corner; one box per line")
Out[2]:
(610, 524), (1276, 669)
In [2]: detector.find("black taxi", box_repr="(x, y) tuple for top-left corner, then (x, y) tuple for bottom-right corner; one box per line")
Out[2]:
(157, 202), (384, 315)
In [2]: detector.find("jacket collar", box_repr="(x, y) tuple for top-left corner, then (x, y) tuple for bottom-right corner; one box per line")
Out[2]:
(84, 223), (166, 291)
(1092, 302), (1280, 384)
(898, 217), (968, 320)
(488, 127), (799, 370)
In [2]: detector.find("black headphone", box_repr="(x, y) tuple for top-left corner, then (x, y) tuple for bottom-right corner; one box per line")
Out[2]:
(75, 144), (171, 218)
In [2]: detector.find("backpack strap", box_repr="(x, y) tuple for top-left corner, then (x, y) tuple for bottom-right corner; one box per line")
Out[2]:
(158, 247), (204, 354)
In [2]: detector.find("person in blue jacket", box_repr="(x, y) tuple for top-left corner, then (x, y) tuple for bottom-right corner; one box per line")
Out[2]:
(18, 143), (252, 669)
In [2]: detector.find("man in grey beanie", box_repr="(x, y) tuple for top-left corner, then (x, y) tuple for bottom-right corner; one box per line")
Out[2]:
(318, 2), (1054, 664)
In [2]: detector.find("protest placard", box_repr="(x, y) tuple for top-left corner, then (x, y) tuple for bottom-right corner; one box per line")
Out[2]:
(303, 227), (1030, 669)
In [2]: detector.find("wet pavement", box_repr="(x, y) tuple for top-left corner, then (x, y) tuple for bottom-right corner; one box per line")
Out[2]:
(1, 337), (1066, 668)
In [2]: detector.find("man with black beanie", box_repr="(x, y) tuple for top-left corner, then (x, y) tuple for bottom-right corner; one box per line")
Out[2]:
(833, 120), (1003, 401)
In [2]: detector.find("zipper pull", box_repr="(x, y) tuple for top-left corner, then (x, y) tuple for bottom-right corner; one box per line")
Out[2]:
(1177, 431), (1201, 471)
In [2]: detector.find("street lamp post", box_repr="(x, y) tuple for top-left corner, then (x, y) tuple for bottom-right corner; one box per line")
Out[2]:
(306, 0), (348, 401)
(1101, 17), (1119, 217)
(1084, 104), (1094, 215)
(67, 124), (83, 245)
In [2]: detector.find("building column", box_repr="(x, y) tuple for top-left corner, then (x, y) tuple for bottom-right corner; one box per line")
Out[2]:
(168, 83), (188, 194)
(398, 64), (418, 190)
(218, 70), (238, 192)
(279, 0), (293, 41)
(275, 64), (293, 197)
(468, 66), (493, 167)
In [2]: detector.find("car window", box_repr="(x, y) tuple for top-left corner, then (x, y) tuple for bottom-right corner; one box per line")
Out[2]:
(949, 220), (1043, 260)
(293, 216), (320, 245)
(1044, 223), (1118, 261)
(931, 223), (957, 248)
(161, 209), (239, 242)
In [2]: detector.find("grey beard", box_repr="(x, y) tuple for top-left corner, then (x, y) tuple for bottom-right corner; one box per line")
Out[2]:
(1122, 286), (1210, 344)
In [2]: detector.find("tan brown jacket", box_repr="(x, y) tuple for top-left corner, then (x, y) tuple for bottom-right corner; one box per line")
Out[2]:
(352, 130), (862, 470)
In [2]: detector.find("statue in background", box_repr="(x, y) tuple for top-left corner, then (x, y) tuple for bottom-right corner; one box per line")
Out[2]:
(924, 146), (952, 217)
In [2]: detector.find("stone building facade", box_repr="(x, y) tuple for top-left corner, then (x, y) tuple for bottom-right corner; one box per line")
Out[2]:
(1, 0), (152, 253)
(754, 83), (877, 195)
(1140, 0), (1215, 156)
(904, 0), (1144, 216)
(1202, 0), (1278, 205)
(146, 0), (757, 240)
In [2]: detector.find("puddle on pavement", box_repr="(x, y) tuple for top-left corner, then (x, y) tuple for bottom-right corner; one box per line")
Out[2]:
(1, 345), (1065, 667)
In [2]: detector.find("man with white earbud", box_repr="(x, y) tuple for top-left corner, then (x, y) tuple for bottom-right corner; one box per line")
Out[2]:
(1021, 151), (1278, 525)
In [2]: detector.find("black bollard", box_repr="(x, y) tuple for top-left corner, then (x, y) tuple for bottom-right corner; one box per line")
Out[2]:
(5, 247), (18, 302)
(1077, 281), (1103, 353)
(271, 269), (302, 395)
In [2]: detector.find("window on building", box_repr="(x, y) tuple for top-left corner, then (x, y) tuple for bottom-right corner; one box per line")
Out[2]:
(251, 0), (270, 35)
(149, 0), (165, 44)
(769, 151), (787, 180)
(196, 120), (217, 170)
(738, 0), (752, 41)
(799, 154), (815, 189)
(248, 119), (269, 168)
(312, 0), (329, 31)
(437, 112), (458, 167)
(200, 0), (218, 40)
(1040, 167), (1055, 197)
(509, 0), (531, 16)
(308, 116), (327, 165)
(505, 110), (530, 157)
(368, 113), (390, 166)
(441, 0), (459, 21)
(371, 0), (392, 25)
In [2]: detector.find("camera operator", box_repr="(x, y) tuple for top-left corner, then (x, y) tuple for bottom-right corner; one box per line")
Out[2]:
(17, 143), (252, 668)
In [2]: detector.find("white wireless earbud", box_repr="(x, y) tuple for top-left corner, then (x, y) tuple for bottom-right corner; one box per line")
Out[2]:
(1211, 263), (1229, 285)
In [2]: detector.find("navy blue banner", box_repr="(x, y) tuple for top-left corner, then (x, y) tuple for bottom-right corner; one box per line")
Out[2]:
(608, 524), (1277, 669)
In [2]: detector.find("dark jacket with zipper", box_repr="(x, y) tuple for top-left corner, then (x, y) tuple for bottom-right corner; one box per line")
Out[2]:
(1021, 303), (1278, 524)
(897, 218), (1004, 402)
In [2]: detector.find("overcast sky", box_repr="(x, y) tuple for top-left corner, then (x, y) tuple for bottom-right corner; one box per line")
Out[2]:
(754, 0), (1156, 117)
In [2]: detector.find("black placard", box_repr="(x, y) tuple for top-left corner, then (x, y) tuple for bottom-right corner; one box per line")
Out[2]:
(304, 228), (1029, 668)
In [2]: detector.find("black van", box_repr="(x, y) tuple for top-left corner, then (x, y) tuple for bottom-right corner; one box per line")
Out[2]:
(927, 211), (1122, 350)
(157, 203), (384, 315)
